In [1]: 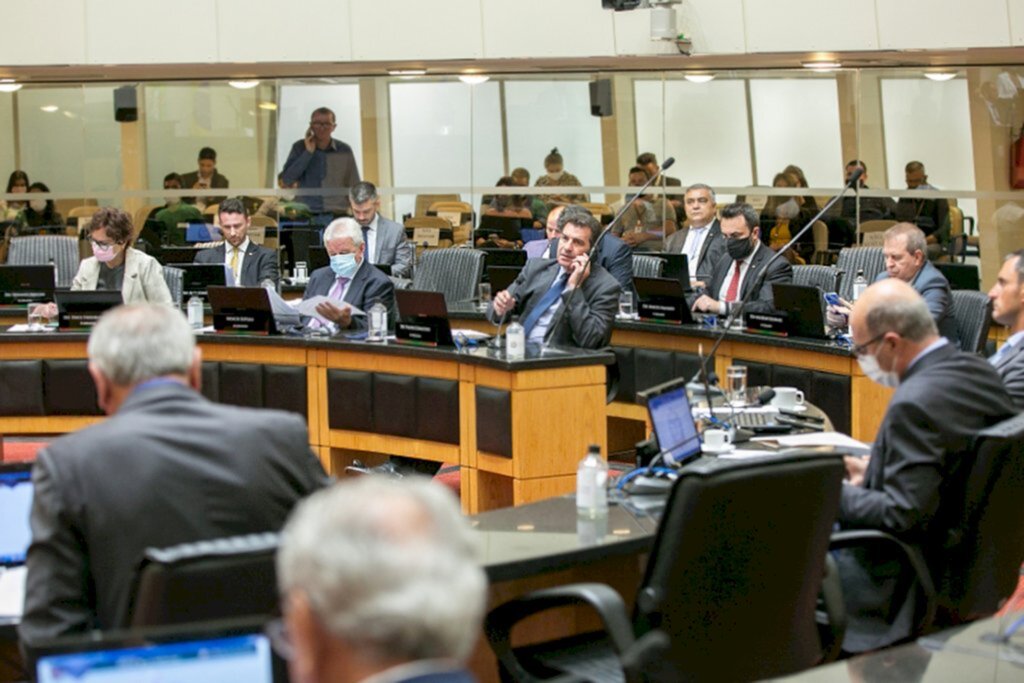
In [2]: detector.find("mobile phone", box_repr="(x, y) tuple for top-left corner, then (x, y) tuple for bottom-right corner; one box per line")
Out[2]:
(824, 292), (841, 307)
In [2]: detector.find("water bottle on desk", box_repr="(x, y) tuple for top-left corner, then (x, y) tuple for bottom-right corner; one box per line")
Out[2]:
(506, 319), (525, 360)
(368, 299), (387, 342)
(851, 269), (867, 301)
(576, 444), (608, 519)
(187, 296), (204, 329)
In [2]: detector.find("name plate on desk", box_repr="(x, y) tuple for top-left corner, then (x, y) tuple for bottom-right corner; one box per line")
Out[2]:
(396, 319), (443, 347)
(213, 311), (272, 335)
(59, 311), (104, 329)
(637, 299), (685, 325)
(412, 227), (440, 246)
(745, 311), (788, 336)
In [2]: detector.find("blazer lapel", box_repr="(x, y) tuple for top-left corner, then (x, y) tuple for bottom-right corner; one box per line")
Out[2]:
(698, 220), (719, 263)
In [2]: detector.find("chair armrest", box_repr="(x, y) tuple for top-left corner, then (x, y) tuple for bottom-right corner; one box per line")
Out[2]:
(485, 583), (635, 682)
(829, 529), (938, 635)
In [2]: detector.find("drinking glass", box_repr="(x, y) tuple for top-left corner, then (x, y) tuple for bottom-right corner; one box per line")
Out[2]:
(478, 282), (492, 311)
(618, 289), (634, 319)
(725, 365), (748, 406)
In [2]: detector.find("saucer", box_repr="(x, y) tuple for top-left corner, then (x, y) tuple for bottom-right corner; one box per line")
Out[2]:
(702, 443), (735, 455)
(773, 403), (807, 412)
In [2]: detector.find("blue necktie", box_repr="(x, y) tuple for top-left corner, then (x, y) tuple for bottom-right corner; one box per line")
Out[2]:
(521, 272), (568, 337)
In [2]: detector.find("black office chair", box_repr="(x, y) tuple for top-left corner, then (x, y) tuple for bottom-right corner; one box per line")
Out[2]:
(412, 247), (486, 305)
(485, 452), (846, 682)
(835, 247), (884, 301)
(951, 289), (992, 355)
(830, 412), (1024, 642)
(792, 264), (841, 293)
(121, 532), (280, 628)
(631, 255), (665, 279)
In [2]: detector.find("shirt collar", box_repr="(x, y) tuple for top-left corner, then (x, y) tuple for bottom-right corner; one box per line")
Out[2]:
(361, 213), (379, 232)
(1005, 330), (1024, 349)
(906, 337), (949, 373)
(230, 238), (250, 253)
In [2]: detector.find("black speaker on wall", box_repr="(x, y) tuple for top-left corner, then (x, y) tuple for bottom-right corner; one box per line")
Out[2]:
(589, 79), (613, 117)
(113, 85), (138, 122)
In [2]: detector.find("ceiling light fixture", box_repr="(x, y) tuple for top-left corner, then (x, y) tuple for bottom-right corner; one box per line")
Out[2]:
(228, 80), (260, 89)
(684, 73), (715, 84)
(388, 69), (427, 77)
(924, 71), (957, 82)
(458, 74), (490, 85)
(802, 60), (841, 71)
(258, 102), (278, 111)
(0, 82), (23, 93)
(40, 105), (59, 113)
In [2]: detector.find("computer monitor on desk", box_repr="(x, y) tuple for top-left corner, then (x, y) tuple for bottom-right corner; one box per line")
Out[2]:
(395, 289), (454, 347)
(279, 221), (320, 273)
(638, 378), (701, 467)
(0, 463), (33, 568)
(0, 265), (55, 307)
(178, 264), (228, 303)
(178, 222), (222, 244)
(208, 286), (284, 335)
(476, 215), (527, 242)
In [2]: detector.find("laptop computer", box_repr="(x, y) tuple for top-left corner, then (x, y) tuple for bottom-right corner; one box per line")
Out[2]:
(55, 290), (123, 329)
(772, 283), (829, 339)
(487, 266), (522, 294)
(0, 264), (55, 307)
(34, 618), (286, 683)
(0, 462), (34, 619)
(394, 289), (455, 347)
(638, 378), (701, 466)
(179, 222), (222, 243)
(208, 286), (287, 335)
(178, 263), (228, 303)
(634, 276), (694, 324)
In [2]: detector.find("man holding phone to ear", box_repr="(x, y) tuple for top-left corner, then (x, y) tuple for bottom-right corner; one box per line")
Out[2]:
(281, 107), (361, 215)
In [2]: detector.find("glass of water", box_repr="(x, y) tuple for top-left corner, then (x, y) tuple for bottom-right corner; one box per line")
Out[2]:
(725, 365), (748, 406)
(618, 289), (634, 319)
(27, 303), (45, 332)
(477, 282), (492, 311)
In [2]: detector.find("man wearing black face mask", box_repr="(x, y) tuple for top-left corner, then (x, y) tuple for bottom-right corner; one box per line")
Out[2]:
(691, 202), (792, 316)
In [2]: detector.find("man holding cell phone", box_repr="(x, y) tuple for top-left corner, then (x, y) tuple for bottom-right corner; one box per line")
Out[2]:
(280, 107), (361, 214)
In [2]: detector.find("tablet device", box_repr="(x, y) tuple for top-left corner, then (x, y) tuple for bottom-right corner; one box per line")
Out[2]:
(55, 290), (123, 329)
(0, 264), (55, 307)
(638, 378), (701, 466)
(772, 283), (829, 339)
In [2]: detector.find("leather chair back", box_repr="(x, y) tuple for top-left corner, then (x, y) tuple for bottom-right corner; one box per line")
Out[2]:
(792, 264), (840, 293)
(835, 247), (884, 301)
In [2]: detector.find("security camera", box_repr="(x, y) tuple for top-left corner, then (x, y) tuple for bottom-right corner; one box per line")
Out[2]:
(601, 0), (644, 10)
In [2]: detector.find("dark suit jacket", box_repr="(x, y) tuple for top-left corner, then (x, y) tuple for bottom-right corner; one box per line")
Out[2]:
(194, 241), (279, 287)
(19, 383), (328, 645)
(179, 170), (230, 206)
(662, 219), (725, 282)
(303, 260), (395, 331)
(545, 233), (633, 292)
(874, 261), (956, 343)
(836, 343), (1014, 651)
(487, 258), (619, 349)
(701, 242), (793, 315)
(371, 216), (414, 279)
(992, 337), (1024, 409)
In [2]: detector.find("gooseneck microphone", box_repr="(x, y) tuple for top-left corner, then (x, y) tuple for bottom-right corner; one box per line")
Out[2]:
(540, 157), (675, 353)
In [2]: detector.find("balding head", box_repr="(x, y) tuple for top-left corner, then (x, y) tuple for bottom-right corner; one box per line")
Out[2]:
(545, 205), (566, 239)
(850, 279), (939, 380)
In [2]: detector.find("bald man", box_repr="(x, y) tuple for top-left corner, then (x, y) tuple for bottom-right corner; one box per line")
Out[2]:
(837, 279), (1013, 653)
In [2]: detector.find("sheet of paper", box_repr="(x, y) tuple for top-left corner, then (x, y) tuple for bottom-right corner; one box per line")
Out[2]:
(451, 328), (491, 341)
(6, 325), (32, 333)
(0, 566), (26, 617)
(292, 295), (364, 319)
(716, 449), (784, 460)
(773, 431), (871, 455)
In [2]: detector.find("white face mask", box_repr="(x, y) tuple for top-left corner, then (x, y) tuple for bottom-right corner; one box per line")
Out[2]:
(546, 171), (564, 181)
(775, 198), (800, 220)
(29, 199), (46, 213)
(857, 352), (899, 388)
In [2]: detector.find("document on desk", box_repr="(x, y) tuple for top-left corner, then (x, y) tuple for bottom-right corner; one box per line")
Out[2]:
(292, 295), (365, 319)
(0, 566), (25, 617)
(772, 431), (871, 455)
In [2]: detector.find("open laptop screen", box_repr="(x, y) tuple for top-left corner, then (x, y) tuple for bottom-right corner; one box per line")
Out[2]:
(642, 379), (701, 466)
(0, 464), (33, 566)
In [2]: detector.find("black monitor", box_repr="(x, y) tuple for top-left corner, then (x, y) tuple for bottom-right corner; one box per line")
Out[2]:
(159, 247), (203, 265)
(306, 245), (329, 273)
(279, 222), (320, 273)
(654, 253), (691, 291)
(634, 276), (693, 324)
(208, 286), (280, 335)
(479, 247), (527, 270)
(394, 289), (454, 347)
(476, 215), (526, 242)
(487, 265), (522, 294)
(0, 264), (55, 307)
(55, 290), (123, 330)
(934, 262), (981, 291)
(772, 283), (829, 339)
(178, 264), (228, 302)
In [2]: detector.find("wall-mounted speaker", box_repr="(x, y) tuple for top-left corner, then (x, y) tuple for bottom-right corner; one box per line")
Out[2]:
(113, 85), (138, 122)
(589, 79), (613, 118)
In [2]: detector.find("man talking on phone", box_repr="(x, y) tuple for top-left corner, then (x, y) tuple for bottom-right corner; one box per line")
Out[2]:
(488, 205), (619, 349)
(281, 107), (361, 215)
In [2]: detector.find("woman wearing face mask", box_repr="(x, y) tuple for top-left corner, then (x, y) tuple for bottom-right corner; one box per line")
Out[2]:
(760, 172), (812, 264)
(17, 182), (64, 232)
(534, 148), (587, 209)
(1, 170), (29, 221)
(70, 207), (173, 305)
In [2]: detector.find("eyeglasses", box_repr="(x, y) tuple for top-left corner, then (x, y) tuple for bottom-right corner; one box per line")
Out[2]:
(263, 618), (293, 661)
(851, 333), (886, 357)
(89, 239), (115, 250)
(308, 121), (334, 128)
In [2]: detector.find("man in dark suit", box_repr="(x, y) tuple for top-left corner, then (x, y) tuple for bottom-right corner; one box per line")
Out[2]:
(691, 202), (792, 316)
(194, 197), (278, 287)
(348, 181), (413, 278)
(663, 183), (726, 284)
(489, 205), (619, 349)
(540, 219), (634, 292)
(874, 222), (956, 343)
(180, 146), (229, 208)
(278, 478), (485, 683)
(838, 279), (1013, 652)
(302, 217), (394, 332)
(19, 304), (328, 646)
(988, 249), (1024, 408)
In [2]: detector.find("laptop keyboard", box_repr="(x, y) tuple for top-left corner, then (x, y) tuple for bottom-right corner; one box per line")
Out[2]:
(711, 409), (775, 426)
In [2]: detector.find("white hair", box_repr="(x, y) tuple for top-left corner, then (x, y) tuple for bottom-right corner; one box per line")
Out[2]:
(323, 217), (363, 245)
(87, 304), (195, 386)
(277, 478), (487, 664)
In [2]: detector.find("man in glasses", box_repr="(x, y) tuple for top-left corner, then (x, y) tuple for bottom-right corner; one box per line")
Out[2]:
(276, 478), (484, 683)
(281, 107), (361, 214)
(836, 278), (1013, 653)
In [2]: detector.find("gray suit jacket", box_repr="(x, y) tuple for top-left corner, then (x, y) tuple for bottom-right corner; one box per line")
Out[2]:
(699, 241), (793, 315)
(487, 258), (619, 349)
(194, 241), (279, 287)
(663, 219), (725, 282)
(371, 216), (413, 279)
(874, 261), (956, 343)
(836, 343), (1014, 652)
(992, 337), (1024, 409)
(19, 383), (328, 645)
(303, 260), (395, 331)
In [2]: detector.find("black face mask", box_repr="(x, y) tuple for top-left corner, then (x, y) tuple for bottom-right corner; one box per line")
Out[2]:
(726, 235), (754, 260)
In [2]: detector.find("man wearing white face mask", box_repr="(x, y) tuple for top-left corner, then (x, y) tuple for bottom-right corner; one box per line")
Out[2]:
(301, 217), (393, 332)
(835, 278), (1013, 653)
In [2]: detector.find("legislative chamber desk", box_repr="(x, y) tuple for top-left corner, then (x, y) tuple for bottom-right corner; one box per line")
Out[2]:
(0, 331), (612, 513)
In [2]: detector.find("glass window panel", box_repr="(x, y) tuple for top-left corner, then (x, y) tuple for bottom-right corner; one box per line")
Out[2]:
(748, 77), (843, 188)
(0, 95), (15, 187)
(276, 83), (363, 183)
(634, 77), (752, 190)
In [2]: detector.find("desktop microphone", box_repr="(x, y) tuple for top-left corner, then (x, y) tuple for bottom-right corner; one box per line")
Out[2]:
(756, 388), (776, 406)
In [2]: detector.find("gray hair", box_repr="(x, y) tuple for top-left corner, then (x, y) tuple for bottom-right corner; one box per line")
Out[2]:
(1009, 249), (1024, 285)
(323, 217), (363, 245)
(864, 292), (937, 342)
(277, 478), (486, 664)
(349, 181), (378, 205)
(883, 222), (927, 256)
(87, 304), (195, 386)
(685, 183), (716, 202)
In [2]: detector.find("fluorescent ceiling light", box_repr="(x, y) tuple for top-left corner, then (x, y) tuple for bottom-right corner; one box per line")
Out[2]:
(0, 83), (23, 93)
(802, 60), (841, 71)
(40, 105), (58, 113)
(924, 71), (957, 82)
(258, 102), (278, 111)
(228, 80), (260, 89)
(458, 74), (490, 85)
(388, 69), (427, 76)
(684, 73), (715, 84)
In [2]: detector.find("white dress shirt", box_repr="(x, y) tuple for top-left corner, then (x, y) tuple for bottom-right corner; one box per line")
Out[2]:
(716, 240), (761, 307)
(681, 222), (711, 267)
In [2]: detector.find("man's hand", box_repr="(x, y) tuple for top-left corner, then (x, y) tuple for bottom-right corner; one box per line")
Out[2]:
(566, 255), (592, 290)
(315, 300), (352, 329)
(691, 294), (723, 314)
(844, 455), (869, 486)
(303, 129), (316, 154)
(493, 290), (515, 317)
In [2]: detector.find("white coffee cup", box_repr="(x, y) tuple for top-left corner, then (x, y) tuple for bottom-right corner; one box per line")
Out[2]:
(703, 429), (732, 449)
(771, 386), (805, 410)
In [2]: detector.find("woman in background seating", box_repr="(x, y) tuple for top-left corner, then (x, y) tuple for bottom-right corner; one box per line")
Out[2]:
(17, 182), (64, 231)
(534, 148), (587, 208)
(760, 172), (812, 263)
(1, 170), (29, 221)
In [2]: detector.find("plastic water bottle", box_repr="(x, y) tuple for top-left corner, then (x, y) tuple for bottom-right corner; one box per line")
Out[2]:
(368, 300), (388, 342)
(576, 444), (608, 519)
(852, 269), (867, 301)
(187, 296), (204, 329)
(506, 319), (525, 360)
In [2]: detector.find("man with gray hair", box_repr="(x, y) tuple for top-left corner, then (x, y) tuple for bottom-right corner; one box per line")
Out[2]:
(836, 279), (1013, 652)
(349, 181), (413, 279)
(663, 183), (726, 284)
(19, 304), (328, 646)
(875, 222), (955, 342)
(277, 477), (485, 683)
(302, 217), (395, 332)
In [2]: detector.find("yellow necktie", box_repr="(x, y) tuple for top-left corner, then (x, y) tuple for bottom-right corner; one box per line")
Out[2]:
(229, 247), (239, 284)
